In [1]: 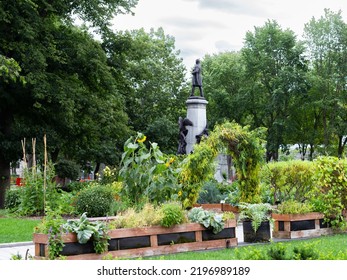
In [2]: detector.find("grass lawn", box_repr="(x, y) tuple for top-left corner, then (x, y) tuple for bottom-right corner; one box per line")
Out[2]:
(146, 234), (347, 260)
(0, 211), (42, 243)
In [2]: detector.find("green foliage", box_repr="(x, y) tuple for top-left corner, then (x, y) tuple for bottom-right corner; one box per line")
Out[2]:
(310, 156), (347, 229)
(180, 121), (266, 208)
(260, 160), (316, 203)
(293, 243), (319, 260)
(35, 208), (66, 259)
(267, 242), (289, 260)
(277, 200), (314, 214)
(159, 202), (185, 228)
(188, 207), (224, 234)
(63, 213), (109, 254)
(55, 159), (80, 180)
(238, 202), (273, 232)
(4, 188), (21, 210)
(74, 183), (115, 217)
(109, 203), (164, 229)
(215, 122), (267, 203)
(16, 165), (61, 216)
(197, 180), (225, 204)
(118, 132), (180, 205)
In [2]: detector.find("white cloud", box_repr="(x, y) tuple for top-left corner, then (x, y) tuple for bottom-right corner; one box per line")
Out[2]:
(111, 0), (347, 70)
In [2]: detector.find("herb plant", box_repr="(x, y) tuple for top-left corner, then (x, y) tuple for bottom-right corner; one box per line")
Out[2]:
(188, 207), (224, 234)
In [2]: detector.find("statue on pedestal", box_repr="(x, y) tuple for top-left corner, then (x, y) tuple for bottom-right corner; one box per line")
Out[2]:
(190, 59), (204, 97)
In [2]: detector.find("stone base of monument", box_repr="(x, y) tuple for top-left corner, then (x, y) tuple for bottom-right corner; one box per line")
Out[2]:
(186, 97), (208, 154)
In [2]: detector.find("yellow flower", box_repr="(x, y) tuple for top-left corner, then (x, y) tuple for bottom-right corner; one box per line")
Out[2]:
(137, 135), (147, 143)
(165, 157), (175, 167)
(178, 191), (182, 197)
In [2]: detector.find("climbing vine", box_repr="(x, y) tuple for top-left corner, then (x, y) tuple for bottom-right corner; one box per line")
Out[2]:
(180, 121), (266, 207)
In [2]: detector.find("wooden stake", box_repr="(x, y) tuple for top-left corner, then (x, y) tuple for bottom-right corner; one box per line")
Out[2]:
(32, 138), (36, 173)
(43, 134), (47, 214)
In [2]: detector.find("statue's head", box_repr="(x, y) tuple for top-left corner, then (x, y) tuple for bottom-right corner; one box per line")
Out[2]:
(195, 59), (200, 64)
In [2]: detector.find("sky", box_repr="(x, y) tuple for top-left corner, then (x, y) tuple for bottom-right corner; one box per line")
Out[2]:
(111, 0), (347, 71)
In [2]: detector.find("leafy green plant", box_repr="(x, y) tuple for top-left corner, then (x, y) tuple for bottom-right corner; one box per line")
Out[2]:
(197, 180), (225, 204)
(188, 207), (224, 234)
(267, 242), (288, 260)
(293, 243), (319, 260)
(110, 203), (163, 229)
(63, 213), (109, 254)
(74, 183), (115, 217)
(4, 188), (21, 211)
(55, 159), (80, 182)
(277, 200), (314, 214)
(310, 156), (347, 229)
(35, 207), (66, 259)
(159, 202), (185, 227)
(238, 202), (273, 232)
(260, 160), (315, 203)
(118, 132), (181, 205)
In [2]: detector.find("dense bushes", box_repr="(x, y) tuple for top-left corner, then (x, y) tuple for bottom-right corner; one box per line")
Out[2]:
(260, 160), (315, 203)
(74, 184), (115, 217)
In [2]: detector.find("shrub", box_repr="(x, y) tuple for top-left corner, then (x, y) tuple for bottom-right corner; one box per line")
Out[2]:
(159, 202), (185, 227)
(74, 184), (115, 217)
(4, 188), (21, 211)
(55, 159), (80, 181)
(110, 203), (163, 229)
(197, 180), (225, 204)
(310, 156), (347, 229)
(277, 200), (314, 214)
(260, 160), (315, 203)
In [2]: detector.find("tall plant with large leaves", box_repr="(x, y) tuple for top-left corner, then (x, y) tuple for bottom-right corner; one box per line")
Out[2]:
(118, 133), (181, 205)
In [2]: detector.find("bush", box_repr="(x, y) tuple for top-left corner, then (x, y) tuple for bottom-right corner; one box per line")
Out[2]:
(276, 200), (314, 214)
(197, 180), (225, 204)
(310, 156), (347, 229)
(260, 160), (315, 203)
(74, 184), (115, 217)
(4, 188), (21, 210)
(110, 203), (163, 229)
(55, 159), (80, 181)
(160, 202), (185, 227)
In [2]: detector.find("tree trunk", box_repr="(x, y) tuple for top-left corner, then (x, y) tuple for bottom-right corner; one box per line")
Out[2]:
(0, 153), (11, 208)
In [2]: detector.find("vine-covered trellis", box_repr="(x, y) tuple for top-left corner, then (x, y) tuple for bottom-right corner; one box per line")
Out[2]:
(180, 121), (266, 207)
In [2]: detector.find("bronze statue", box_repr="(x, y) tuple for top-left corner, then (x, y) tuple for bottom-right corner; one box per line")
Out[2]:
(190, 59), (204, 97)
(177, 117), (193, 155)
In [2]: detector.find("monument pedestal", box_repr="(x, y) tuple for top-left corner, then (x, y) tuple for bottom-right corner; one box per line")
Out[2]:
(186, 97), (208, 154)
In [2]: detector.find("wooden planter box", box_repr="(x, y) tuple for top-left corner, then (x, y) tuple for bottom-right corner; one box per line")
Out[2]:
(33, 220), (237, 260)
(193, 203), (239, 213)
(242, 220), (271, 243)
(272, 212), (333, 239)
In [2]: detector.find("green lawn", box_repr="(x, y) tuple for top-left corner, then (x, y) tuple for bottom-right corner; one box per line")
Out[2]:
(146, 234), (347, 260)
(0, 217), (42, 243)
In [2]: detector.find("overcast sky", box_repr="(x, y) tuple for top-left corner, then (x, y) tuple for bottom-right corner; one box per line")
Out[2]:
(111, 0), (347, 71)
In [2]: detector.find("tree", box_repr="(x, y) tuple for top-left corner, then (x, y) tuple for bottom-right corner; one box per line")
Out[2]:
(103, 28), (188, 154)
(304, 9), (347, 157)
(241, 20), (309, 161)
(202, 52), (247, 128)
(0, 0), (138, 208)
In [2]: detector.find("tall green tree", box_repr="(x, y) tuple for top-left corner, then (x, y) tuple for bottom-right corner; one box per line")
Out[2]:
(242, 20), (309, 161)
(304, 9), (347, 157)
(202, 51), (247, 128)
(104, 28), (188, 154)
(0, 0), (138, 208)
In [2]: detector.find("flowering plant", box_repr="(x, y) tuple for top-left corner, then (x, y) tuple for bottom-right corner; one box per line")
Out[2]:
(118, 132), (181, 205)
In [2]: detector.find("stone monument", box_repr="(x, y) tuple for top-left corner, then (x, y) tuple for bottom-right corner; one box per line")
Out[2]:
(178, 59), (208, 154)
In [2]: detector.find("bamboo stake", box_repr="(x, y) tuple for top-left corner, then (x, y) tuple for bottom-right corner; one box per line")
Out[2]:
(43, 134), (47, 214)
(32, 138), (36, 173)
(21, 138), (27, 169)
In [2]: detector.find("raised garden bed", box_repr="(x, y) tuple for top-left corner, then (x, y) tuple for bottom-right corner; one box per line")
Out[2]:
(272, 212), (333, 239)
(193, 203), (239, 213)
(33, 220), (237, 260)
